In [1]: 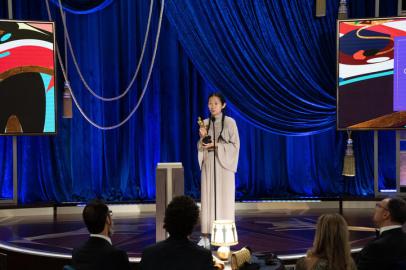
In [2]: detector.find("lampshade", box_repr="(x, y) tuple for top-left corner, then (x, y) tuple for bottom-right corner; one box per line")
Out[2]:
(211, 220), (238, 247)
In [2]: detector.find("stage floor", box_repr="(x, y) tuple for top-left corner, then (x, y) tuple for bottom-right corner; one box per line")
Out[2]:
(0, 208), (376, 260)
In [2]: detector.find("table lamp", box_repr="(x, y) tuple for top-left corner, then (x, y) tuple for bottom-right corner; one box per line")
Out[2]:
(211, 220), (238, 260)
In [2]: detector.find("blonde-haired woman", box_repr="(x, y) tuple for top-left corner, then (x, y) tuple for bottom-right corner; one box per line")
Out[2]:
(296, 213), (356, 270)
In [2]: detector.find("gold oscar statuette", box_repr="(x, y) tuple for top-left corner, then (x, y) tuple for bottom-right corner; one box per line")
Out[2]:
(197, 117), (212, 144)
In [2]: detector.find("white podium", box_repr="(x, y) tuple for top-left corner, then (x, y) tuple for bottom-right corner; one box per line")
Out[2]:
(155, 162), (184, 242)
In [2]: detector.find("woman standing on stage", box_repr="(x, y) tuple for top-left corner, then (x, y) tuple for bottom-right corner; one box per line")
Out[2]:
(197, 92), (240, 248)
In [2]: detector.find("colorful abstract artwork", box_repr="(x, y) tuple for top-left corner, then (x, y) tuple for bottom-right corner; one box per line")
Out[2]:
(0, 20), (55, 135)
(338, 18), (406, 129)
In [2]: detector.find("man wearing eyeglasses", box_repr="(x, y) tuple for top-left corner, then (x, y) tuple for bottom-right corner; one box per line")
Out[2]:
(72, 199), (131, 270)
(357, 197), (406, 270)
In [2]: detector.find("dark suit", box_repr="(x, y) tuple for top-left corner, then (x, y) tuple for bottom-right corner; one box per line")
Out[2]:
(72, 236), (131, 270)
(139, 236), (214, 270)
(357, 227), (406, 270)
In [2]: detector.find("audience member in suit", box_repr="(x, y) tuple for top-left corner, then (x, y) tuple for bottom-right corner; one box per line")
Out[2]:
(357, 197), (406, 270)
(296, 213), (356, 270)
(72, 199), (131, 270)
(139, 195), (215, 270)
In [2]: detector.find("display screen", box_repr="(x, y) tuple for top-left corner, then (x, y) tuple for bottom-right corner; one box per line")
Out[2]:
(337, 17), (406, 129)
(0, 20), (56, 135)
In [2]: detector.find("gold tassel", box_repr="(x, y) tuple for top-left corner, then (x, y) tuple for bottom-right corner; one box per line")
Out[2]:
(342, 130), (355, 177)
(231, 247), (251, 270)
(63, 81), (73, 119)
(338, 0), (348, 20)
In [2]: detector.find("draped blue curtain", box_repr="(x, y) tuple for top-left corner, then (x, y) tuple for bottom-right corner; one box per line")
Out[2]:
(348, 0), (398, 17)
(166, 0), (337, 136)
(348, 0), (376, 18)
(0, 1), (7, 16)
(50, 0), (114, 14)
(164, 0), (375, 196)
(0, 137), (12, 199)
(0, 0), (399, 204)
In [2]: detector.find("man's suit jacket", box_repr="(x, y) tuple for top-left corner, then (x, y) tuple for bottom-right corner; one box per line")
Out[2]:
(356, 227), (406, 270)
(139, 236), (214, 270)
(72, 236), (131, 270)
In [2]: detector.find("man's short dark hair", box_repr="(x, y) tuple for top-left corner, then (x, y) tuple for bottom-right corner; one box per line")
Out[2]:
(387, 197), (406, 224)
(83, 199), (109, 234)
(164, 196), (199, 238)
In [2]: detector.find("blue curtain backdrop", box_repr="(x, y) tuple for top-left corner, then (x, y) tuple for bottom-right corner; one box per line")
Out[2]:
(49, 0), (114, 14)
(166, 0), (338, 136)
(0, 0), (398, 203)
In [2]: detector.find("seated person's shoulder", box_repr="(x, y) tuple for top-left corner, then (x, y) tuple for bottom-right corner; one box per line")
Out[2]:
(140, 240), (180, 262)
(191, 243), (212, 257)
(111, 247), (129, 257)
(84, 244), (129, 262)
(141, 240), (169, 255)
(109, 247), (131, 269)
(399, 229), (406, 240)
(296, 255), (327, 270)
(365, 236), (396, 253)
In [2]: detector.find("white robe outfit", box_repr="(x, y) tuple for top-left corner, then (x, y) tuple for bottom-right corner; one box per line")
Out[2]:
(198, 113), (240, 234)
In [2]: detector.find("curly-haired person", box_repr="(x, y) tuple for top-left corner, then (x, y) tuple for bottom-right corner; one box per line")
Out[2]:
(139, 196), (215, 270)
